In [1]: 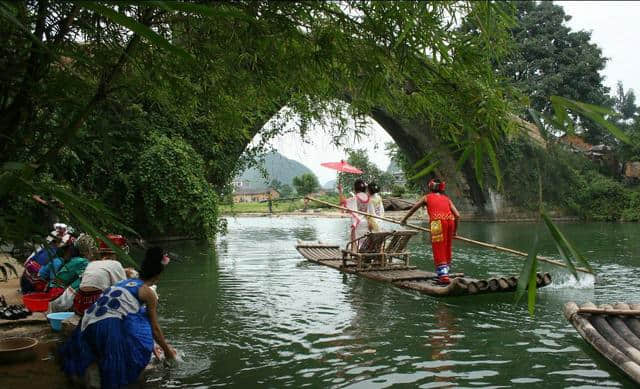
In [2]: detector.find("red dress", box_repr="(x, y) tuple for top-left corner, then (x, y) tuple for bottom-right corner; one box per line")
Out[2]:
(425, 193), (455, 267)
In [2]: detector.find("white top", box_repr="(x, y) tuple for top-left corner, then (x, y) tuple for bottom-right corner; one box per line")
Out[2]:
(79, 260), (127, 290)
(345, 193), (376, 239)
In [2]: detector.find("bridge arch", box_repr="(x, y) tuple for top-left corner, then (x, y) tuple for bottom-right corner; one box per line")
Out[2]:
(236, 102), (490, 213)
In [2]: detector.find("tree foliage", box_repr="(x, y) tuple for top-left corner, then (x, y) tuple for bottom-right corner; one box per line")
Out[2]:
(485, 1), (611, 143)
(338, 148), (394, 193)
(0, 1), (519, 245)
(292, 173), (319, 197)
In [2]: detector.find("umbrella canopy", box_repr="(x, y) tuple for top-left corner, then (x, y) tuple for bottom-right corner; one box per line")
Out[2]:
(320, 160), (363, 174)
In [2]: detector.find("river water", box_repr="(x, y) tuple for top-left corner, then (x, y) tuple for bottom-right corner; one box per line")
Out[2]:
(142, 217), (639, 388)
(3, 217), (639, 388)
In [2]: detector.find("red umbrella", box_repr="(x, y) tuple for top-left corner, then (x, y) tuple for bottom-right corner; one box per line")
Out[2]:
(320, 160), (363, 174)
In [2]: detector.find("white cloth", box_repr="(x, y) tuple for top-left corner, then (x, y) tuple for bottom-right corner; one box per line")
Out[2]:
(49, 286), (76, 312)
(81, 284), (140, 331)
(345, 193), (376, 241)
(79, 260), (127, 291)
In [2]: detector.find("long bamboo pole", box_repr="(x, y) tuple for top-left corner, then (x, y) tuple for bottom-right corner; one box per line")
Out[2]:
(577, 308), (640, 316)
(306, 196), (593, 275)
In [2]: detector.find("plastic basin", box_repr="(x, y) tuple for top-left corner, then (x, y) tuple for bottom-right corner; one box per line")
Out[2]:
(0, 337), (38, 364)
(23, 292), (51, 312)
(47, 312), (75, 331)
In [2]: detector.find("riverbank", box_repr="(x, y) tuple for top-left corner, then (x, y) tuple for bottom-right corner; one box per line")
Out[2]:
(221, 209), (580, 223)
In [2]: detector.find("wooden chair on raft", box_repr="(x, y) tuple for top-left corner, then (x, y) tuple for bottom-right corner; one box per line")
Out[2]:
(341, 230), (417, 270)
(383, 230), (418, 267)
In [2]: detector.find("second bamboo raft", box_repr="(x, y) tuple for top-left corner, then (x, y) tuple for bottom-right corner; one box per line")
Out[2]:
(296, 241), (552, 297)
(564, 301), (640, 384)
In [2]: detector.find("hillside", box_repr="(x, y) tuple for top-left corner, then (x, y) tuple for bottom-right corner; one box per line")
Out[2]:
(235, 151), (314, 190)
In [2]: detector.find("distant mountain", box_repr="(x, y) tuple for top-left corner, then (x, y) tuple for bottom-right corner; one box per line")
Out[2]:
(235, 151), (314, 191)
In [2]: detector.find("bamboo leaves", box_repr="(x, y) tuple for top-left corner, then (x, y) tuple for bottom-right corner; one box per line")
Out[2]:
(550, 96), (632, 145)
(541, 211), (593, 275)
(515, 228), (539, 316)
(78, 2), (192, 60)
(0, 262), (19, 282)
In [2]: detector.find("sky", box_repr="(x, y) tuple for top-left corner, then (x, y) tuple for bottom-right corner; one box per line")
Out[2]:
(258, 1), (640, 186)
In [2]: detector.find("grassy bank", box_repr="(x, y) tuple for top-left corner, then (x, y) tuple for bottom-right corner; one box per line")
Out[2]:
(221, 194), (341, 214)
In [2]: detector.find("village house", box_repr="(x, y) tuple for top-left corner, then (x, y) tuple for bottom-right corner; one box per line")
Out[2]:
(232, 188), (280, 203)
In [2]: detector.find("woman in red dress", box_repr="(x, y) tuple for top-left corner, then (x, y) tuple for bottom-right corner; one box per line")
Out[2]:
(400, 179), (460, 284)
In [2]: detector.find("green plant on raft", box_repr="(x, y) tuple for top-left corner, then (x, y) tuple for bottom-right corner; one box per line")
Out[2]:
(513, 95), (640, 315)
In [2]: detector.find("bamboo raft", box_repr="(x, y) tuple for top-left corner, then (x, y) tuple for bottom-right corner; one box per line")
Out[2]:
(564, 302), (640, 384)
(296, 241), (552, 297)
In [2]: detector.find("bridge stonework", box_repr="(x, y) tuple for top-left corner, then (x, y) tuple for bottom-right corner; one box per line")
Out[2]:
(241, 108), (547, 220)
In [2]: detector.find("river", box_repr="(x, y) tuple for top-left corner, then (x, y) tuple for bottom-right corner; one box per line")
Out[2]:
(3, 217), (639, 388)
(144, 217), (639, 388)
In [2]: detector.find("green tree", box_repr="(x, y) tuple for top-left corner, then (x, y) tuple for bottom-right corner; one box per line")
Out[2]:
(613, 81), (638, 121)
(0, 1), (519, 245)
(610, 81), (640, 163)
(279, 184), (294, 199)
(292, 174), (319, 197)
(486, 1), (611, 143)
(338, 149), (394, 193)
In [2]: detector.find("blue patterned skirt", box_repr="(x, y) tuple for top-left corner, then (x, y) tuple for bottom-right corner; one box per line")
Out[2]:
(62, 313), (154, 389)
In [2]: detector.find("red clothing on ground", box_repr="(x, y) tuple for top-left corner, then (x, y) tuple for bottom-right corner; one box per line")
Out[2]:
(425, 193), (455, 266)
(73, 289), (103, 316)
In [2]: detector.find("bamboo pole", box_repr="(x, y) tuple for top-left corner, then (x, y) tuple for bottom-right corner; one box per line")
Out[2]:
(578, 308), (640, 316)
(306, 196), (593, 275)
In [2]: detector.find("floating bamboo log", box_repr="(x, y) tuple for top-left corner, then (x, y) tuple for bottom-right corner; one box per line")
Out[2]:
(306, 196), (593, 275)
(564, 301), (640, 384)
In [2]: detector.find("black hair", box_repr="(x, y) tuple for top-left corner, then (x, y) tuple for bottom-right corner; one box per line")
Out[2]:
(367, 182), (380, 195)
(353, 179), (367, 193)
(140, 246), (165, 281)
(57, 243), (80, 260)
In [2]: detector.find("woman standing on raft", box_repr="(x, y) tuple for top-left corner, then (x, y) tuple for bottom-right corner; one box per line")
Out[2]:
(400, 179), (460, 284)
(339, 179), (375, 248)
(62, 247), (176, 389)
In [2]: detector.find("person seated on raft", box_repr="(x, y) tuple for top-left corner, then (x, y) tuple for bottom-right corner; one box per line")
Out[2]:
(366, 181), (384, 232)
(339, 179), (376, 250)
(38, 233), (86, 300)
(62, 247), (177, 389)
(48, 234), (97, 313)
(21, 229), (62, 294)
(400, 178), (460, 284)
(72, 234), (134, 316)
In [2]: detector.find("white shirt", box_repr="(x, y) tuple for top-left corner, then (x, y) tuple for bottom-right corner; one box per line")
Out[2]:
(345, 193), (376, 239)
(79, 260), (127, 290)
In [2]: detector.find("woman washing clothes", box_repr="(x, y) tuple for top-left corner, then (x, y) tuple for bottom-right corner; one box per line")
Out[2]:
(48, 234), (96, 312)
(38, 234), (85, 300)
(20, 232), (59, 293)
(62, 247), (176, 389)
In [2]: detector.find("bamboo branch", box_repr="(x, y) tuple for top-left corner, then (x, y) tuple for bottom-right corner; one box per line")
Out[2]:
(306, 196), (594, 275)
(36, 8), (153, 168)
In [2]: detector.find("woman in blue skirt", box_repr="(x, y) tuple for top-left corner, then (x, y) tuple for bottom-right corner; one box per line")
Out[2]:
(62, 247), (176, 389)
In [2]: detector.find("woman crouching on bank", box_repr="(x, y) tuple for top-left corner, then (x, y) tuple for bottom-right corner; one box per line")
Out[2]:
(62, 247), (176, 389)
